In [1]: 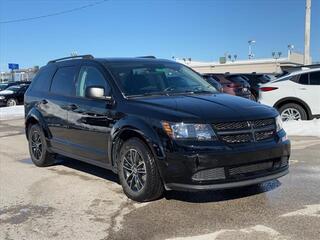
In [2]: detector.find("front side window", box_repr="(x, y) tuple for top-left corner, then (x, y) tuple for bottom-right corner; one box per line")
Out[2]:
(50, 66), (77, 96)
(109, 62), (217, 97)
(76, 66), (109, 97)
(309, 71), (320, 85)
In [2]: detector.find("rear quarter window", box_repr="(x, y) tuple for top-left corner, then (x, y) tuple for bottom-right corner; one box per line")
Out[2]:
(31, 65), (57, 92)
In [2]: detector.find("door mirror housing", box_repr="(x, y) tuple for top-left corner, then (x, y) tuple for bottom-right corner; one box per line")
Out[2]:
(85, 86), (112, 101)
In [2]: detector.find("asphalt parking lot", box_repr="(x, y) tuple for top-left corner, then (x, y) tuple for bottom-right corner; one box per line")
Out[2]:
(1, 119), (320, 240)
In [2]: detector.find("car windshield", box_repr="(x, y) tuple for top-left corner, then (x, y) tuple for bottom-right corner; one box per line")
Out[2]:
(108, 62), (217, 97)
(5, 85), (21, 92)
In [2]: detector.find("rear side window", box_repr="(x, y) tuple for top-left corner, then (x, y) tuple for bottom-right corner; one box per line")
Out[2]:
(298, 73), (309, 85)
(309, 71), (320, 85)
(50, 66), (78, 96)
(31, 65), (57, 92)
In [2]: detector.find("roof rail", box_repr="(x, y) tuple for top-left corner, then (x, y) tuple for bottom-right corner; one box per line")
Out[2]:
(136, 56), (156, 59)
(47, 54), (94, 64)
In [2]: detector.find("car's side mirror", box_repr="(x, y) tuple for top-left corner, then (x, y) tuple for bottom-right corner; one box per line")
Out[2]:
(85, 86), (112, 101)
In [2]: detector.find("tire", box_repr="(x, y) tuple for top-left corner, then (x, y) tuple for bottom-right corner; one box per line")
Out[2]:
(6, 98), (17, 107)
(278, 103), (307, 121)
(118, 138), (164, 202)
(28, 124), (55, 167)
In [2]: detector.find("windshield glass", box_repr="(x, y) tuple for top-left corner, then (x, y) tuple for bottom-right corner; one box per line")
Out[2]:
(5, 85), (21, 92)
(108, 62), (217, 97)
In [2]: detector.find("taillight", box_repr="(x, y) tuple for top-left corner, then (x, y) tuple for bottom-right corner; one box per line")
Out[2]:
(260, 87), (278, 92)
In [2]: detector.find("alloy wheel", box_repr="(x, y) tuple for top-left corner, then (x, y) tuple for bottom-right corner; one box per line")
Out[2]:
(122, 149), (147, 192)
(281, 108), (302, 121)
(31, 130), (43, 160)
(7, 99), (16, 107)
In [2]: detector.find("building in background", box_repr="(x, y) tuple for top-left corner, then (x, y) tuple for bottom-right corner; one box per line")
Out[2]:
(177, 52), (305, 75)
(0, 66), (39, 82)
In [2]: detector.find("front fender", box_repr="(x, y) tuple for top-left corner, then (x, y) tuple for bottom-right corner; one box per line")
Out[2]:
(109, 116), (165, 165)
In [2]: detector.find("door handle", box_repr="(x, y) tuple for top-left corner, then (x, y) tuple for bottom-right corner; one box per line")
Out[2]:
(67, 104), (78, 110)
(299, 88), (307, 90)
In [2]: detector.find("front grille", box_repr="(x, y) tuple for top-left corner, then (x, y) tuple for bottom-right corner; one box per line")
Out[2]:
(229, 161), (273, 176)
(212, 118), (276, 144)
(191, 158), (288, 183)
(255, 130), (274, 141)
(192, 167), (225, 181)
(214, 121), (249, 131)
(220, 134), (252, 144)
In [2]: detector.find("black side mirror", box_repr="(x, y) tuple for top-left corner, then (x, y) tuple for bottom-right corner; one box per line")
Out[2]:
(85, 86), (112, 101)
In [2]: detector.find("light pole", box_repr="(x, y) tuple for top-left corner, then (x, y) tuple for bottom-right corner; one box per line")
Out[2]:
(248, 40), (256, 59)
(288, 44), (294, 57)
(304, 0), (311, 65)
(272, 52), (282, 73)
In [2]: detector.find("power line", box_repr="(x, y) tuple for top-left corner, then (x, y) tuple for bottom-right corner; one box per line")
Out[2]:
(0, 0), (109, 24)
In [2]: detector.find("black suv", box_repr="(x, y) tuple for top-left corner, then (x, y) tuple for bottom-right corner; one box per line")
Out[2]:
(25, 55), (290, 202)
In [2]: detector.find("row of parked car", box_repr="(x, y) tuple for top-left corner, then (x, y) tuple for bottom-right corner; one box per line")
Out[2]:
(202, 73), (273, 101)
(201, 68), (320, 122)
(0, 81), (31, 107)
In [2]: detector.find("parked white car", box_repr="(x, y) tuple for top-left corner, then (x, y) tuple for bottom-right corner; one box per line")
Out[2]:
(259, 68), (320, 121)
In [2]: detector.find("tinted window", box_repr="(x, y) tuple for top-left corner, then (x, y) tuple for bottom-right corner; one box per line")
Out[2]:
(50, 66), (77, 96)
(76, 66), (109, 97)
(298, 73), (309, 85)
(109, 62), (216, 97)
(309, 71), (320, 85)
(31, 65), (57, 92)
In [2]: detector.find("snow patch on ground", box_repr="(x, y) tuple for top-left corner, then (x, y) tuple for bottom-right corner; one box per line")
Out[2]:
(0, 106), (24, 120)
(282, 119), (320, 138)
(281, 204), (320, 218)
(166, 225), (285, 240)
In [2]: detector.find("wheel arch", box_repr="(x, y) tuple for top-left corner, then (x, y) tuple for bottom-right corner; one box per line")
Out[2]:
(25, 108), (51, 140)
(273, 97), (312, 120)
(109, 117), (164, 172)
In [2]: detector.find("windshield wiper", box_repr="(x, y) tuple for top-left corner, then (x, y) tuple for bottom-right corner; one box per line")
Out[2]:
(126, 92), (169, 98)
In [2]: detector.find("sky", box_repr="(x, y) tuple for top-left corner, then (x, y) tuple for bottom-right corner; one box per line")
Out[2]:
(0, 0), (319, 71)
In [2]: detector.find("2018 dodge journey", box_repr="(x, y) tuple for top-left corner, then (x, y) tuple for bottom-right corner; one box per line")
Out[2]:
(24, 55), (290, 202)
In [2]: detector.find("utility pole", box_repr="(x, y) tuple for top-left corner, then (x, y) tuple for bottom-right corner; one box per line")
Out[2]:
(304, 0), (311, 65)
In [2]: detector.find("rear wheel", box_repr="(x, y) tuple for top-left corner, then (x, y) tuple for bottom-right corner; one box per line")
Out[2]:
(118, 138), (164, 202)
(6, 98), (17, 107)
(28, 124), (55, 167)
(278, 103), (307, 121)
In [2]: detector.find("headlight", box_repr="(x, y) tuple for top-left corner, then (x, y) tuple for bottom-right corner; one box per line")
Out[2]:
(0, 96), (5, 100)
(162, 122), (217, 140)
(275, 115), (283, 132)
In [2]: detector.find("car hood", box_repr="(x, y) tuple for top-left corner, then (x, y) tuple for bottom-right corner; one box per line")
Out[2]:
(128, 93), (278, 122)
(0, 90), (14, 95)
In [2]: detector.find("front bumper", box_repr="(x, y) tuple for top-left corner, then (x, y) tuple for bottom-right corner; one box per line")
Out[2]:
(158, 133), (290, 191)
(165, 169), (288, 191)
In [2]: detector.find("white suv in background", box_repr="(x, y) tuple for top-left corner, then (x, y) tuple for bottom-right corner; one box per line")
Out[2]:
(259, 68), (320, 121)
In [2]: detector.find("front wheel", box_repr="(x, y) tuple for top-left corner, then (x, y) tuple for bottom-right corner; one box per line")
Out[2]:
(278, 103), (307, 121)
(118, 138), (164, 202)
(6, 98), (17, 107)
